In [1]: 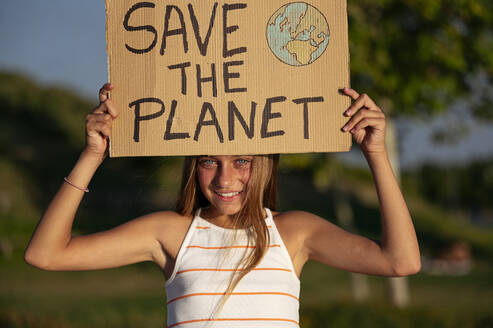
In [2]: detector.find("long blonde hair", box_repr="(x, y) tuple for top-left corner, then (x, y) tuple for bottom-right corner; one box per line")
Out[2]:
(175, 154), (279, 311)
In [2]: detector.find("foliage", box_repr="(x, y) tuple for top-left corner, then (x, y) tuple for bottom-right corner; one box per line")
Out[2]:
(300, 301), (493, 328)
(0, 72), (182, 234)
(278, 163), (493, 259)
(403, 160), (493, 210)
(348, 0), (493, 118)
(2, 72), (492, 261)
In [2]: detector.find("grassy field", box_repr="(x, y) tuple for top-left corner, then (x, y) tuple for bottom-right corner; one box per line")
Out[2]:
(2, 168), (492, 327)
(2, 71), (492, 327)
(1, 254), (492, 327)
(2, 172), (492, 327)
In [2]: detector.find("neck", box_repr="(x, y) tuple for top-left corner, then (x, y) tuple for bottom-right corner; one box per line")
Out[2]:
(201, 207), (240, 229)
(200, 206), (267, 229)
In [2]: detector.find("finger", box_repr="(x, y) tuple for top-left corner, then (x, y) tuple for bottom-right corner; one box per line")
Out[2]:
(345, 93), (378, 116)
(358, 93), (380, 112)
(91, 101), (117, 117)
(92, 102), (107, 114)
(345, 93), (381, 116)
(86, 121), (105, 135)
(104, 99), (119, 118)
(350, 117), (386, 134)
(342, 87), (359, 100)
(99, 83), (114, 103)
(87, 121), (112, 137)
(86, 113), (112, 124)
(342, 109), (384, 132)
(86, 115), (112, 137)
(100, 124), (112, 138)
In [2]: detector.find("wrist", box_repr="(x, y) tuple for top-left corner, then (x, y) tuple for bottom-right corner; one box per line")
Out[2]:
(363, 150), (393, 175)
(64, 149), (104, 191)
(81, 148), (106, 165)
(363, 149), (388, 162)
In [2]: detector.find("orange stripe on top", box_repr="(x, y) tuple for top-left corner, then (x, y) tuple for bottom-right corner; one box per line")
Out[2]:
(196, 225), (271, 229)
(177, 267), (292, 274)
(168, 317), (299, 328)
(186, 244), (281, 250)
(167, 291), (299, 305)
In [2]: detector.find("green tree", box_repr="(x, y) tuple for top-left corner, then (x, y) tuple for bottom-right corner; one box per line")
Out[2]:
(293, 0), (493, 307)
(349, 0), (493, 118)
(348, 0), (493, 307)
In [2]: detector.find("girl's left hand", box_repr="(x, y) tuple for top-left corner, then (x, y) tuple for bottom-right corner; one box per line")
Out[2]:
(341, 88), (386, 155)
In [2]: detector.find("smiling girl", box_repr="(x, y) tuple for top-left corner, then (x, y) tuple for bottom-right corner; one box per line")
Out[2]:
(25, 83), (420, 327)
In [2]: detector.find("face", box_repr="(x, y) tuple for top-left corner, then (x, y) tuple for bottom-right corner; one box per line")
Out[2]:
(197, 155), (253, 218)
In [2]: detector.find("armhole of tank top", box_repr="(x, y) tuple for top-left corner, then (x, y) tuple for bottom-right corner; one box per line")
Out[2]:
(265, 208), (301, 283)
(165, 209), (200, 287)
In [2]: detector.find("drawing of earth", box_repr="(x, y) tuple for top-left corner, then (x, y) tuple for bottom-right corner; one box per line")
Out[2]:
(266, 2), (329, 66)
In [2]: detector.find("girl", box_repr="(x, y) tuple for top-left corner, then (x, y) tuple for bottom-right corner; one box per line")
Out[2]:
(25, 83), (420, 327)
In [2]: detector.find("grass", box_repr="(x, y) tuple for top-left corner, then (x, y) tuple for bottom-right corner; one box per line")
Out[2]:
(1, 154), (492, 326)
(1, 255), (492, 327)
(302, 260), (493, 313)
(1, 258), (166, 327)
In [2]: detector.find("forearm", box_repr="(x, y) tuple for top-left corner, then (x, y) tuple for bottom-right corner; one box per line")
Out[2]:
(25, 151), (103, 268)
(365, 151), (421, 275)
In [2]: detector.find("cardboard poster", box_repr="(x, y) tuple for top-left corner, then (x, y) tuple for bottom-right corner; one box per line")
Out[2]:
(106, 0), (351, 157)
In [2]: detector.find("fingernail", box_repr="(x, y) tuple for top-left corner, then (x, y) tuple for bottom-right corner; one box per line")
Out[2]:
(350, 128), (355, 133)
(344, 110), (351, 116)
(342, 124), (348, 131)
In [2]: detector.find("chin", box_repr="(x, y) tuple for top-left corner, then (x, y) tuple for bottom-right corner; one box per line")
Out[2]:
(209, 202), (243, 216)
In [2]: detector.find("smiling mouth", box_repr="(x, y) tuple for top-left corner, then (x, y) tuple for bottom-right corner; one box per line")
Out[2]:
(214, 191), (242, 197)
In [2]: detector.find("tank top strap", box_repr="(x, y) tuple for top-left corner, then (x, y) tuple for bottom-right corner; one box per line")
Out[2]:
(264, 208), (299, 282)
(264, 207), (276, 234)
(164, 209), (201, 287)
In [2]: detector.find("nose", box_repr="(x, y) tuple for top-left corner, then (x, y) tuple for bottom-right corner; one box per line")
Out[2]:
(214, 163), (234, 188)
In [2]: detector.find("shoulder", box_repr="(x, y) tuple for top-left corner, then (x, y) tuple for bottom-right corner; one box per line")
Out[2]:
(271, 210), (328, 243)
(139, 210), (194, 238)
(146, 210), (193, 225)
(272, 210), (340, 246)
(269, 210), (327, 274)
(136, 211), (194, 268)
(272, 210), (327, 231)
(119, 210), (193, 252)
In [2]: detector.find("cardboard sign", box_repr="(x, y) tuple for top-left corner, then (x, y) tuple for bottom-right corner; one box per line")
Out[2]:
(106, 0), (351, 157)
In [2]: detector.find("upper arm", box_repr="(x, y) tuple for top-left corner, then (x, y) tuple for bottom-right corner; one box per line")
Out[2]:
(38, 211), (176, 271)
(298, 212), (396, 276)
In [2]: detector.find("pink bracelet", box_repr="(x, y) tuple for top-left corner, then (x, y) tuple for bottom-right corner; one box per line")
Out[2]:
(63, 177), (89, 193)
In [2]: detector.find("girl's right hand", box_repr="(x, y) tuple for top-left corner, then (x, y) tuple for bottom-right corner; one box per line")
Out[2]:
(84, 83), (119, 160)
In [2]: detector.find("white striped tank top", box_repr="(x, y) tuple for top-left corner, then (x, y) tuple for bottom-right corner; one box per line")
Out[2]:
(165, 208), (300, 328)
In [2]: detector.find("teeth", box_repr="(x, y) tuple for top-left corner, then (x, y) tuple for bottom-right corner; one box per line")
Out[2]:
(216, 191), (241, 197)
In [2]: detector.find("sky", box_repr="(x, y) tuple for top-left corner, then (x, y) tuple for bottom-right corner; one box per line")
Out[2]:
(1, 1), (492, 170)
(0, 1), (107, 98)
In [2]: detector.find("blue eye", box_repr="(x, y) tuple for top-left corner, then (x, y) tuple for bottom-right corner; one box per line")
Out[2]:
(199, 159), (216, 167)
(236, 159), (250, 166)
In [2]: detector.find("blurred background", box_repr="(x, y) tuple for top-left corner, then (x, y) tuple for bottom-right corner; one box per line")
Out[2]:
(1, 0), (492, 327)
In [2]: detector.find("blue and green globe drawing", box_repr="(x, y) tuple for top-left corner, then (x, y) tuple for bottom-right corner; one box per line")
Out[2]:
(266, 2), (330, 66)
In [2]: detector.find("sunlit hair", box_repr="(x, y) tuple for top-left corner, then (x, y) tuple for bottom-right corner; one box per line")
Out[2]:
(175, 154), (279, 313)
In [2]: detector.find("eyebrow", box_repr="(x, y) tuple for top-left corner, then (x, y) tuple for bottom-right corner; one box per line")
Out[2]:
(200, 155), (253, 159)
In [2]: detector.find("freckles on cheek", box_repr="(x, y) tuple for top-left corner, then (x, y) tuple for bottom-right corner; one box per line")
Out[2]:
(197, 169), (210, 190)
(242, 168), (252, 185)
